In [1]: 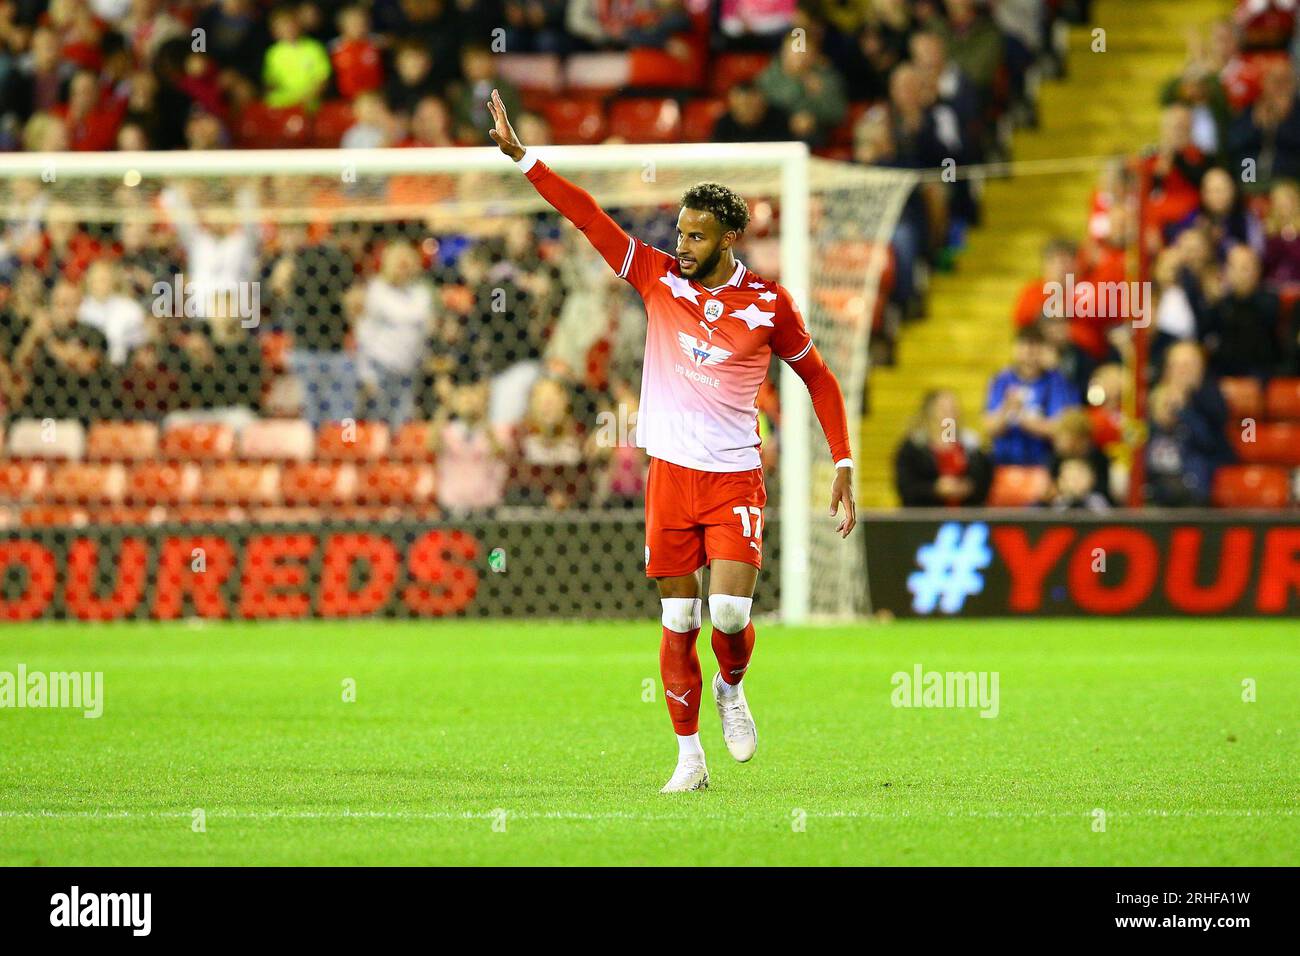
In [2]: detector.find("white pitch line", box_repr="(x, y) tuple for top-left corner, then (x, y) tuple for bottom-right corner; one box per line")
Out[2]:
(0, 808), (1294, 822)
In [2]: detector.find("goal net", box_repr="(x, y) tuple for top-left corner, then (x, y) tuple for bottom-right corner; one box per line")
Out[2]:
(0, 145), (914, 622)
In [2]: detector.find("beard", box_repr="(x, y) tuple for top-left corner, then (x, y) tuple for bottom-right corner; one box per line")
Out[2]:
(683, 244), (723, 280)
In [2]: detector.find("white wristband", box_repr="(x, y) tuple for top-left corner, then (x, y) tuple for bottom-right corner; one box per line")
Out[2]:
(515, 150), (538, 174)
(834, 458), (854, 470)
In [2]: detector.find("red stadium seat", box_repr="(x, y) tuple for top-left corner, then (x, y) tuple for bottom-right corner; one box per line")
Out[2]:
(1220, 377), (1264, 421)
(239, 419), (315, 460)
(0, 462), (47, 502)
(987, 466), (1052, 507)
(709, 53), (772, 97)
(830, 100), (878, 147)
(628, 48), (703, 89)
(494, 53), (563, 93)
(1265, 377), (1300, 420)
(235, 103), (310, 149)
(310, 99), (356, 148)
(607, 98), (682, 144)
(20, 505), (89, 527)
(281, 462), (358, 506)
(355, 462), (435, 505)
(126, 462), (200, 505)
(6, 418), (86, 459)
(540, 98), (608, 145)
(1234, 422), (1300, 466)
(161, 423), (236, 461)
(392, 422), (434, 461)
(681, 98), (726, 142)
(86, 421), (160, 460)
(46, 463), (127, 504)
(1211, 465), (1291, 508)
(316, 421), (390, 460)
(198, 463), (281, 505)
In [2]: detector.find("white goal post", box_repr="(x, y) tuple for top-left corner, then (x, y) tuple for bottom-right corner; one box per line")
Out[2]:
(0, 143), (915, 622)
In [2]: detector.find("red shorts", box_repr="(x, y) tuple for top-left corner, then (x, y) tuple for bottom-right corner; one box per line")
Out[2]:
(644, 457), (767, 578)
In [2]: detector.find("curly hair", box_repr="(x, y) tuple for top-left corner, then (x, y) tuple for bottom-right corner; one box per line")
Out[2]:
(680, 182), (750, 234)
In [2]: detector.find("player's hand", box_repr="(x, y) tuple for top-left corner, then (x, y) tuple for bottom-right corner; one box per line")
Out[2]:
(829, 466), (856, 538)
(486, 88), (526, 162)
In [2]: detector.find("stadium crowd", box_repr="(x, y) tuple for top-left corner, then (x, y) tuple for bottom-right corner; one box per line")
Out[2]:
(0, 0), (1077, 522)
(897, 2), (1300, 510)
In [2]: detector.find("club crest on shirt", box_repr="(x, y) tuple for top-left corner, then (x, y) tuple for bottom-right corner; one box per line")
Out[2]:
(703, 299), (724, 323)
(676, 330), (732, 367)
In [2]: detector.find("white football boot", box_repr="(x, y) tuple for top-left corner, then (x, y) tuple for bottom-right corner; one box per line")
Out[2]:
(659, 755), (709, 793)
(713, 673), (757, 762)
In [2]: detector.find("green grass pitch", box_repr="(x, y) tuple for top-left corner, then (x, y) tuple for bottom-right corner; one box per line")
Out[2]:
(1, 618), (1295, 866)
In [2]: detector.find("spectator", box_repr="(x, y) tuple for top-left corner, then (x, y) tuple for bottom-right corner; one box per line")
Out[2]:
(1262, 179), (1300, 288)
(1012, 238), (1075, 329)
(11, 279), (115, 424)
(263, 4), (331, 109)
(927, 0), (1003, 103)
(1169, 166), (1265, 258)
(712, 81), (790, 142)
(1160, 27), (1232, 154)
(894, 387), (992, 506)
(1145, 340), (1232, 507)
(169, 307), (263, 428)
(355, 241), (434, 429)
(77, 259), (144, 365)
(1050, 406), (1111, 504)
(833, 1), (911, 102)
(1, 27), (70, 123)
(430, 377), (508, 512)
(383, 40), (441, 119)
(158, 180), (261, 320)
(1140, 105), (1210, 257)
(114, 211), (175, 301)
(566, 0), (691, 49)
(194, 0), (272, 83)
(983, 324), (1078, 467)
(173, 52), (226, 124)
(1225, 60), (1300, 188)
(341, 89), (394, 148)
(118, 311), (188, 421)
(503, 0), (570, 55)
(755, 30), (848, 146)
(1151, 245), (1198, 372)
(265, 222), (358, 429)
(1202, 243), (1286, 379)
(1048, 457), (1109, 511)
(1145, 380), (1225, 508)
(853, 103), (925, 324)
(587, 377), (647, 509)
(1039, 312), (1093, 399)
(718, 0), (796, 48)
(505, 375), (590, 510)
(329, 4), (383, 100)
(183, 109), (228, 150)
(448, 44), (521, 145)
(909, 28), (981, 161)
(887, 63), (951, 259)
(53, 68), (123, 151)
(399, 94), (456, 147)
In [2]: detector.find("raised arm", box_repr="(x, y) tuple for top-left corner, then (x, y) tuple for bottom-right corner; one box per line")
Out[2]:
(487, 88), (636, 276)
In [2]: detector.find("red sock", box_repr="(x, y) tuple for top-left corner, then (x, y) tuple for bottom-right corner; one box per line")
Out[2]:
(712, 620), (755, 685)
(660, 624), (702, 735)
